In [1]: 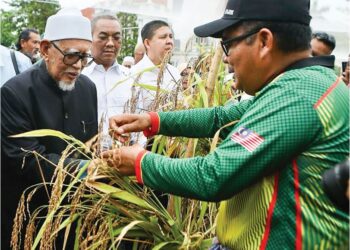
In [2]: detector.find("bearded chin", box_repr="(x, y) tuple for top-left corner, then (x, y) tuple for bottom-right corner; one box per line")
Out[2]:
(58, 81), (76, 91)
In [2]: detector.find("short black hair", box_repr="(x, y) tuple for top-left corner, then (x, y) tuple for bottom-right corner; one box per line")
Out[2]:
(16, 28), (39, 50)
(141, 20), (170, 42)
(312, 31), (336, 51)
(91, 15), (120, 33)
(239, 21), (312, 53)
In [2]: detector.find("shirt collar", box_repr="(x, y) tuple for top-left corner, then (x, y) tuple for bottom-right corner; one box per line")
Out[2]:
(255, 55), (336, 97)
(135, 54), (161, 73)
(139, 54), (156, 67)
(83, 60), (124, 75)
(285, 55), (335, 71)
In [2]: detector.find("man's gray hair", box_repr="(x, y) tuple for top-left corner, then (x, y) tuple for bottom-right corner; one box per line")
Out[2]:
(91, 14), (121, 33)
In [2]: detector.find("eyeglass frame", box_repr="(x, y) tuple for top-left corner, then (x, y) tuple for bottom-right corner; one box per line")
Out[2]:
(50, 42), (93, 67)
(220, 27), (262, 56)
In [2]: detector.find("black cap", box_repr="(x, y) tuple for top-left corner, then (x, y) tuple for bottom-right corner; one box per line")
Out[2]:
(194, 0), (311, 38)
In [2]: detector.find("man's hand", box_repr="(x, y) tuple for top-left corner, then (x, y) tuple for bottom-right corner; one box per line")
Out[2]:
(109, 113), (151, 140)
(101, 144), (145, 176)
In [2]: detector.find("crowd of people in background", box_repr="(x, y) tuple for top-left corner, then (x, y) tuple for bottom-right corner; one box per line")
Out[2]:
(0, 0), (349, 249)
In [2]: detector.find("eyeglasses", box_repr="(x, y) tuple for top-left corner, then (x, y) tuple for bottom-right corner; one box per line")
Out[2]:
(220, 27), (262, 56)
(50, 42), (93, 67)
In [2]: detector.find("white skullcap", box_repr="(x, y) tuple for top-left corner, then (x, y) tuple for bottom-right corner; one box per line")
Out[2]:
(177, 62), (189, 73)
(122, 56), (135, 65)
(43, 8), (92, 42)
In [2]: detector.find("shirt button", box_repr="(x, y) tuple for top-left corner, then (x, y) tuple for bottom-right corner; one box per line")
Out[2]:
(64, 113), (68, 119)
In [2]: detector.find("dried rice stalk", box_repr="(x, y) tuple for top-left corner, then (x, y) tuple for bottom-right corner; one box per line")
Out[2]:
(24, 217), (36, 250)
(39, 146), (70, 249)
(151, 50), (171, 111)
(11, 194), (26, 250)
(206, 44), (223, 106)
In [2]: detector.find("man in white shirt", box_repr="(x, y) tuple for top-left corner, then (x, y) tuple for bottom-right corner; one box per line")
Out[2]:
(82, 15), (131, 127)
(131, 20), (181, 112)
(0, 45), (32, 86)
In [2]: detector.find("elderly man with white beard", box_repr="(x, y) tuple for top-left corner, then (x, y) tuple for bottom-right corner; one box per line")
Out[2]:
(1, 8), (98, 249)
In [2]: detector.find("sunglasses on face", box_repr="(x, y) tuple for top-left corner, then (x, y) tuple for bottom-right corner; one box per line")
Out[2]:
(220, 27), (262, 56)
(50, 42), (93, 67)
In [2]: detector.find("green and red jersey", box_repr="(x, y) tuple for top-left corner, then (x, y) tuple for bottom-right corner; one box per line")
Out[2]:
(135, 65), (349, 249)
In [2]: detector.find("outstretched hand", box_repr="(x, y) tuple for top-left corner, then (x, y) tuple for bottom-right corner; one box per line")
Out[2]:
(109, 113), (151, 140)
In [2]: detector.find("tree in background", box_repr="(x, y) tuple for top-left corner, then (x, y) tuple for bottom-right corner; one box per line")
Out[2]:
(116, 12), (139, 64)
(0, 0), (60, 48)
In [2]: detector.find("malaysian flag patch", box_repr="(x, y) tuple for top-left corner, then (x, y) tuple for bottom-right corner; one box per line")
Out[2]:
(231, 127), (264, 152)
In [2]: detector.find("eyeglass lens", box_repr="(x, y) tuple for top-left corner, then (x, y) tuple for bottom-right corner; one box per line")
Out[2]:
(51, 42), (92, 66)
(220, 28), (261, 56)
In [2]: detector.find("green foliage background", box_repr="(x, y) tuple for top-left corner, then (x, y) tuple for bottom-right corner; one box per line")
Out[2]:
(116, 12), (139, 64)
(0, 0), (60, 48)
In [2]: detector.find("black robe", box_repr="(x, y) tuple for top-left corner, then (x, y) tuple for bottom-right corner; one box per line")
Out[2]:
(1, 61), (98, 249)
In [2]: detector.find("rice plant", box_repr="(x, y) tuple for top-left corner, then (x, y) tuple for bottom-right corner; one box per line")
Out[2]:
(11, 45), (242, 250)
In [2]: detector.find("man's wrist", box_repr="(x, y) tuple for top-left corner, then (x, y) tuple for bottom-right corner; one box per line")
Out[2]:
(143, 112), (160, 137)
(135, 150), (148, 184)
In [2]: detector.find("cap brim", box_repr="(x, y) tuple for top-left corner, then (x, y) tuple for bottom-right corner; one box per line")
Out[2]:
(194, 18), (240, 38)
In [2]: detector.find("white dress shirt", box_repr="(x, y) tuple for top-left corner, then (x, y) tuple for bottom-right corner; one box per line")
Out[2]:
(0, 45), (32, 86)
(130, 54), (181, 112)
(82, 61), (131, 127)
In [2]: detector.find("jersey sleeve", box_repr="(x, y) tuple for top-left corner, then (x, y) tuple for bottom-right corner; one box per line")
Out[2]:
(138, 88), (322, 201)
(156, 98), (253, 139)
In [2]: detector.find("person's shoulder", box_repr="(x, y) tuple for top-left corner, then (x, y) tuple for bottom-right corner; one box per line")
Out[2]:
(261, 66), (341, 107)
(75, 75), (98, 102)
(81, 61), (96, 76)
(130, 61), (145, 75)
(1, 64), (37, 90)
(77, 73), (96, 87)
(14, 50), (31, 64)
(11, 50), (32, 72)
(283, 65), (337, 92)
(131, 59), (145, 70)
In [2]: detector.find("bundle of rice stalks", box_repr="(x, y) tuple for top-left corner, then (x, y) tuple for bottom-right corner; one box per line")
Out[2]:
(11, 45), (242, 249)
(10, 129), (216, 250)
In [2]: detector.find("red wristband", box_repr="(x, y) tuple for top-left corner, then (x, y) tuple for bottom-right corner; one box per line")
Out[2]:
(135, 150), (148, 184)
(143, 112), (160, 137)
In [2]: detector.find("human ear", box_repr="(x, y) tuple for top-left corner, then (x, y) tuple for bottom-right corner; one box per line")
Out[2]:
(143, 39), (151, 51)
(20, 39), (26, 47)
(40, 40), (50, 62)
(257, 28), (274, 59)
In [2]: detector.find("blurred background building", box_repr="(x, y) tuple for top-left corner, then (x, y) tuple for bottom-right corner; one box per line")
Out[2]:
(82, 0), (349, 66)
(1, 0), (349, 66)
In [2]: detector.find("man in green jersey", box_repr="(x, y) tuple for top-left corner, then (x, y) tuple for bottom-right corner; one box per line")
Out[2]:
(97, 0), (349, 248)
